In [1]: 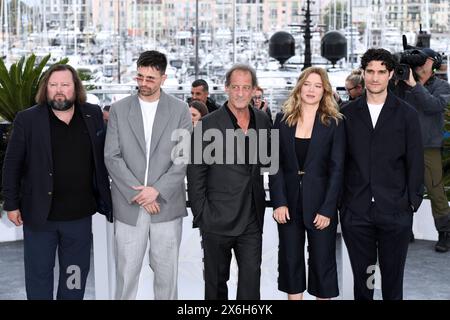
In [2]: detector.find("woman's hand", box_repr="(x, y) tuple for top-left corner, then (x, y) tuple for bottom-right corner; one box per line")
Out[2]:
(273, 206), (290, 224)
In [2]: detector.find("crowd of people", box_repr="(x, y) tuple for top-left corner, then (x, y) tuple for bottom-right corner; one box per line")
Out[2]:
(2, 46), (449, 300)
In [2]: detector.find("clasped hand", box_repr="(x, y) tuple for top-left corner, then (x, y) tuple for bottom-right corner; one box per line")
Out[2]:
(132, 186), (160, 214)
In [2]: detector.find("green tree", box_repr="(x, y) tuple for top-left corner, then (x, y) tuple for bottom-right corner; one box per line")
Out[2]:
(0, 54), (51, 122)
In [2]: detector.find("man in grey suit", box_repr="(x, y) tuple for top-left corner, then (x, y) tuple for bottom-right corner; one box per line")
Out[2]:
(104, 50), (192, 300)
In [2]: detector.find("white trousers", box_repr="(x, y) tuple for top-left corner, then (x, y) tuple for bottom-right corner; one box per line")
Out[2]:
(114, 209), (182, 300)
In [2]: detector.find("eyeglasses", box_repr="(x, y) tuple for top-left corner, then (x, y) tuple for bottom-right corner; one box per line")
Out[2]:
(135, 75), (161, 83)
(253, 95), (263, 100)
(346, 86), (357, 92)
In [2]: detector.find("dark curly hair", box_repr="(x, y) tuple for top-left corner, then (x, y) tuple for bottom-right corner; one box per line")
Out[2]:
(360, 48), (396, 72)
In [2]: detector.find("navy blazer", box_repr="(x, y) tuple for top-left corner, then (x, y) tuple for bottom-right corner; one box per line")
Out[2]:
(341, 92), (424, 215)
(269, 112), (345, 228)
(2, 103), (113, 227)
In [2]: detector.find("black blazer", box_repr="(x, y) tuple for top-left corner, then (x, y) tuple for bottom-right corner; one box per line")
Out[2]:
(341, 92), (424, 215)
(2, 103), (113, 227)
(187, 105), (272, 236)
(269, 112), (345, 228)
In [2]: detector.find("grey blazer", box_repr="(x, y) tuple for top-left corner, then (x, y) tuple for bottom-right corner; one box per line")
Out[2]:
(104, 90), (192, 226)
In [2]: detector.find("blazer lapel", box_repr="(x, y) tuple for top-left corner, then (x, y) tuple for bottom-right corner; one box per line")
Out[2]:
(251, 108), (267, 174)
(304, 113), (325, 169)
(285, 119), (296, 166)
(357, 101), (375, 131)
(374, 93), (396, 132)
(128, 96), (146, 155)
(37, 105), (53, 168)
(149, 90), (170, 157)
(79, 104), (98, 161)
(215, 106), (237, 163)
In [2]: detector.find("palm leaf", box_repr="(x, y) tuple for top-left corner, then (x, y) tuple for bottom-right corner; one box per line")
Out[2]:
(0, 53), (68, 122)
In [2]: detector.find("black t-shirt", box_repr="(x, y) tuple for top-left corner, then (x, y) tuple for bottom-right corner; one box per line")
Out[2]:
(295, 138), (310, 171)
(47, 105), (96, 221)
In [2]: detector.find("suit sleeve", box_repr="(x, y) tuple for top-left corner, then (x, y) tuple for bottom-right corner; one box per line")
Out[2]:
(152, 105), (193, 202)
(269, 113), (288, 209)
(409, 82), (450, 115)
(406, 108), (425, 211)
(318, 120), (346, 218)
(186, 120), (209, 225)
(2, 113), (26, 211)
(104, 104), (143, 204)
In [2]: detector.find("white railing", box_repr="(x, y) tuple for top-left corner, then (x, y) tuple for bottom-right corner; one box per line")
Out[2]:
(87, 84), (295, 117)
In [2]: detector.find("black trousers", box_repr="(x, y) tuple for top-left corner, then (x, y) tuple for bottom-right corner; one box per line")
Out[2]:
(23, 216), (92, 300)
(201, 220), (262, 300)
(340, 203), (412, 300)
(277, 192), (339, 298)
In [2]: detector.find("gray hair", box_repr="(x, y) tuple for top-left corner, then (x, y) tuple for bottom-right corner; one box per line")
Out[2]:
(225, 64), (258, 88)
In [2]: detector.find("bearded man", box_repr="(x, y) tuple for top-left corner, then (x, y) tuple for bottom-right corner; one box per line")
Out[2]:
(2, 64), (112, 299)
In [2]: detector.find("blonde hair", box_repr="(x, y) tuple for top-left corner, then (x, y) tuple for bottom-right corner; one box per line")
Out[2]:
(282, 67), (342, 126)
(346, 68), (365, 88)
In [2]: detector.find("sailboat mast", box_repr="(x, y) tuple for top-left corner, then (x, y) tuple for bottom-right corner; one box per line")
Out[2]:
(424, 0), (430, 31)
(43, 0), (48, 46)
(4, 0), (9, 54)
(16, 0), (20, 45)
(74, 0), (78, 56)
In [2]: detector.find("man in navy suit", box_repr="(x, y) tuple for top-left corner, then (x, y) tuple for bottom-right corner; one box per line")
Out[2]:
(2, 64), (112, 300)
(340, 48), (424, 300)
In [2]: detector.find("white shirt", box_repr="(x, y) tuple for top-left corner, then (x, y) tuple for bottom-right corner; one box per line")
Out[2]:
(139, 98), (159, 185)
(367, 103), (384, 128)
(367, 102), (384, 203)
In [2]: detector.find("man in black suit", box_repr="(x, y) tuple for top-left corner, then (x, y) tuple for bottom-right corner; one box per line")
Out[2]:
(2, 64), (112, 300)
(340, 48), (424, 300)
(187, 64), (272, 300)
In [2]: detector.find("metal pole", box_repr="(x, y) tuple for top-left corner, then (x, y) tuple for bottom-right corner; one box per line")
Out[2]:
(333, 0), (336, 30)
(4, 0), (9, 52)
(195, 0), (199, 78)
(302, 0), (312, 70)
(73, 0), (77, 56)
(232, 0), (236, 64)
(1, 0), (4, 56)
(350, 0), (353, 69)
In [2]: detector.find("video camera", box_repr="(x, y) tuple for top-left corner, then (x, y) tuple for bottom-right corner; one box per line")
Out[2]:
(393, 49), (428, 80)
(393, 36), (428, 81)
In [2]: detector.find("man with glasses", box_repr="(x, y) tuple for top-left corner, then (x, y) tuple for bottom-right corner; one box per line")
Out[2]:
(104, 50), (192, 299)
(338, 69), (365, 109)
(345, 69), (365, 101)
(252, 85), (273, 125)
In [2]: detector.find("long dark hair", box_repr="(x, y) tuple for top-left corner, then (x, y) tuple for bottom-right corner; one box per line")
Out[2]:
(35, 64), (86, 106)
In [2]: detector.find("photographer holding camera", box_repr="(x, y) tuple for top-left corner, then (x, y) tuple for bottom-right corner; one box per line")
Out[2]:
(392, 47), (450, 252)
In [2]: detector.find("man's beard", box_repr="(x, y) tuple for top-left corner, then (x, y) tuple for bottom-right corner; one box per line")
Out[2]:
(49, 98), (74, 111)
(138, 86), (158, 97)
